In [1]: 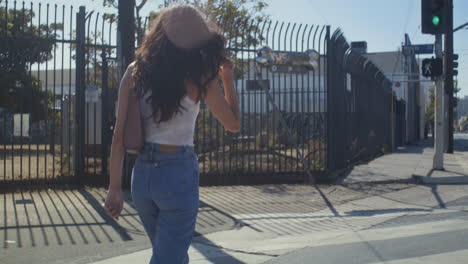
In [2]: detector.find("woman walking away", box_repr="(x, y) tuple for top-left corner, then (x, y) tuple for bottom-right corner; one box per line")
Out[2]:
(104, 4), (240, 264)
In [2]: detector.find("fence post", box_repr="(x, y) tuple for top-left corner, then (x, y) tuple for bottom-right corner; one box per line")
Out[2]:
(101, 51), (109, 184)
(74, 6), (86, 179)
(326, 27), (335, 172)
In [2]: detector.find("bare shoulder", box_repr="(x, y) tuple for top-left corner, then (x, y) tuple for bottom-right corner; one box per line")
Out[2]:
(120, 63), (136, 91)
(126, 62), (136, 77)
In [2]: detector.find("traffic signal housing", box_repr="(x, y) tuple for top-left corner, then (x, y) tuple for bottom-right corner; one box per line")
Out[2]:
(421, 0), (447, 34)
(452, 53), (458, 76)
(422, 57), (443, 78)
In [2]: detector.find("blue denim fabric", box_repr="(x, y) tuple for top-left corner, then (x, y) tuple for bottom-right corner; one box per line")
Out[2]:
(131, 143), (200, 264)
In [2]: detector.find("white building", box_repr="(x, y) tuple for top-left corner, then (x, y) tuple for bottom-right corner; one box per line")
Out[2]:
(235, 58), (327, 114)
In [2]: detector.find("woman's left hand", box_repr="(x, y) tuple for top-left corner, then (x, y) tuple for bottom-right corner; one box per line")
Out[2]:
(104, 187), (124, 220)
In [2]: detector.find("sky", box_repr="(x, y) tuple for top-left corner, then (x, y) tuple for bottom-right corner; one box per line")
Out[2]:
(265, 0), (468, 97)
(27, 0), (468, 97)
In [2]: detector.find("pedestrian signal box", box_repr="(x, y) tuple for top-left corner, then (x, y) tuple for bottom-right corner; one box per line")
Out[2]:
(422, 58), (443, 78)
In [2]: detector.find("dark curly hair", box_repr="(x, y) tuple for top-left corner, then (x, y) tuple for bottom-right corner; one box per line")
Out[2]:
(132, 9), (228, 123)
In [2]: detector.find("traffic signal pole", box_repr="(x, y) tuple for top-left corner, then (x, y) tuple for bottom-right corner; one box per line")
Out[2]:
(445, 0), (454, 153)
(433, 33), (444, 170)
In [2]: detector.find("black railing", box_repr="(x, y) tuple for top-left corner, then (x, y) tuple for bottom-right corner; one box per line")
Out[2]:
(327, 29), (396, 172)
(0, 2), (118, 187)
(1, 2), (400, 188)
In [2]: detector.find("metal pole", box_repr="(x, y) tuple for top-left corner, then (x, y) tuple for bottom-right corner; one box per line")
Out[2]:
(101, 51), (109, 183)
(118, 0), (135, 70)
(404, 35), (410, 144)
(445, 0), (454, 153)
(391, 92), (395, 150)
(433, 34), (444, 170)
(118, 0), (135, 186)
(75, 6), (86, 178)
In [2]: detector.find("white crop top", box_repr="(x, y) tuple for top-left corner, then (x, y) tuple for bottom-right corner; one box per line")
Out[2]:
(140, 92), (200, 146)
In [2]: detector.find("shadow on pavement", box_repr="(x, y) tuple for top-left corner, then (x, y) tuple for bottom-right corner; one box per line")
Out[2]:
(345, 208), (433, 216)
(191, 235), (249, 264)
(430, 184), (447, 209)
(1, 188), (145, 249)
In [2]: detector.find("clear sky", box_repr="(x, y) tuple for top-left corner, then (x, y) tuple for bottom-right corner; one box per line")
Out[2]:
(37, 0), (468, 96)
(265, 0), (468, 97)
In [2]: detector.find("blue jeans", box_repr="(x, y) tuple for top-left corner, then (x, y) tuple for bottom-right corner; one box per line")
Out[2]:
(131, 143), (200, 264)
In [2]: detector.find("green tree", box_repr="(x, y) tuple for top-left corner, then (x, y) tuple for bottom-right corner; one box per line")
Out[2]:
(100, 0), (269, 81)
(460, 118), (468, 132)
(425, 85), (435, 135)
(100, 0), (269, 47)
(148, 0), (269, 79)
(190, 0), (268, 47)
(101, 0), (149, 45)
(0, 4), (63, 122)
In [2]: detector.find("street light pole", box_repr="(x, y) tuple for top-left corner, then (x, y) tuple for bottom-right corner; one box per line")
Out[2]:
(433, 33), (444, 170)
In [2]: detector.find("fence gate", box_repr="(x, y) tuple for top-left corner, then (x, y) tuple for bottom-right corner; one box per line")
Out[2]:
(0, 3), (118, 188)
(74, 7), (118, 186)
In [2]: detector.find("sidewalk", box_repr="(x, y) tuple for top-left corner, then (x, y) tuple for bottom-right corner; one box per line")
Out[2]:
(89, 137), (468, 264)
(2, 137), (468, 264)
(1, 184), (376, 264)
(91, 184), (468, 264)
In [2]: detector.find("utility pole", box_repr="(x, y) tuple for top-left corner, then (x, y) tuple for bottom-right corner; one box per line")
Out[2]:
(434, 34), (444, 170)
(445, 0), (454, 153)
(421, 0), (447, 169)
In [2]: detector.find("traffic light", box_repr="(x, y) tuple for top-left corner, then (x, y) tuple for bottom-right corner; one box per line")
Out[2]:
(452, 53), (458, 76)
(422, 57), (443, 78)
(421, 0), (447, 34)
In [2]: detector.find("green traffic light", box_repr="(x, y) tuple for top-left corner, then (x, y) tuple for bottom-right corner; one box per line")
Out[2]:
(432, 16), (440, 26)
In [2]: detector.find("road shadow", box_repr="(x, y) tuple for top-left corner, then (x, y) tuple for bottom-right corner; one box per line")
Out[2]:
(345, 208), (433, 217)
(191, 235), (251, 264)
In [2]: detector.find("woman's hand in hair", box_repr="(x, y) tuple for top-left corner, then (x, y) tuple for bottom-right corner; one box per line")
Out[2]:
(219, 59), (234, 80)
(205, 58), (240, 132)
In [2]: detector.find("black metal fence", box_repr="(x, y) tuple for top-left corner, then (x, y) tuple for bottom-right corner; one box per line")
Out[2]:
(191, 21), (330, 185)
(116, 8), (331, 186)
(327, 29), (396, 171)
(1, 2), (400, 188)
(0, 2), (118, 187)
